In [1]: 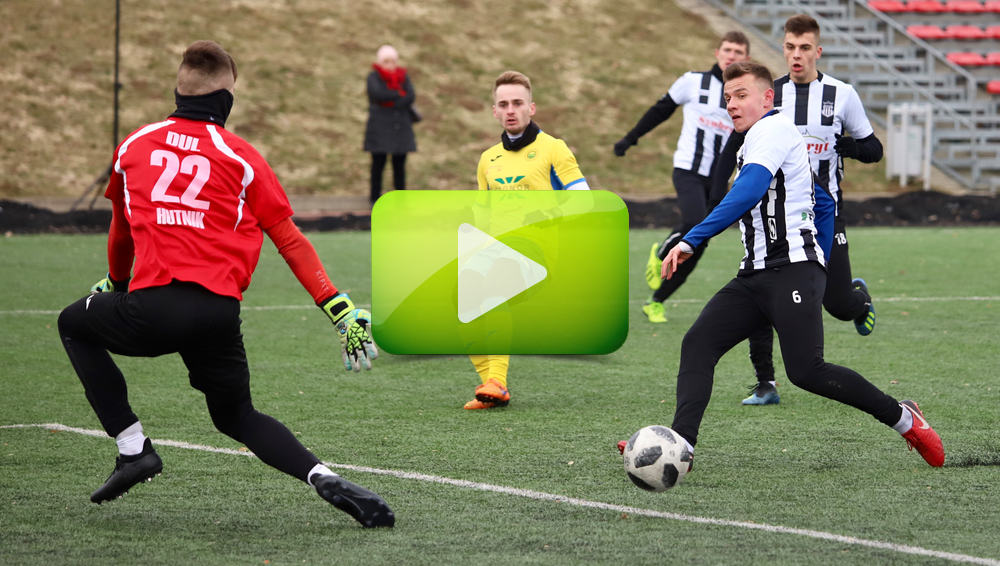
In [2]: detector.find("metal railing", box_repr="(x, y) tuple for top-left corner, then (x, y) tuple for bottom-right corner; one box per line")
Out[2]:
(701, 0), (999, 191)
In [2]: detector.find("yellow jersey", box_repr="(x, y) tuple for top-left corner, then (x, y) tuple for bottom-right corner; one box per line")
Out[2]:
(476, 131), (586, 192)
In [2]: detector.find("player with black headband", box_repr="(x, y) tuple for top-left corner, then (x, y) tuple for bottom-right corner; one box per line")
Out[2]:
(57, 40), (393, 528)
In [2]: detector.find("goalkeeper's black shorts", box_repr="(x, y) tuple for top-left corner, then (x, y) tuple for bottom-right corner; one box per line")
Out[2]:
(58, 281), (251, 435)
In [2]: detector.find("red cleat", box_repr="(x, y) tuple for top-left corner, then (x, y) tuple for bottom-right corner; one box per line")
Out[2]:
(617, 440), (627, 455)
(900, 400), (945, 467)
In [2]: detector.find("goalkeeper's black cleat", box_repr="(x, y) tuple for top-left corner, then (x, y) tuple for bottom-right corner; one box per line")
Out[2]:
(90, 438), (163, 504)
(313, 474), (395, 528)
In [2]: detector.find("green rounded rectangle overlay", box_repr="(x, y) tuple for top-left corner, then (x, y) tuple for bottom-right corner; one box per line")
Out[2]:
(371, 190), (629, 355)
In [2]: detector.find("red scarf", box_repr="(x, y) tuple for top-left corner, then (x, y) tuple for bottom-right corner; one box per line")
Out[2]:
(373, 64), (407, 107)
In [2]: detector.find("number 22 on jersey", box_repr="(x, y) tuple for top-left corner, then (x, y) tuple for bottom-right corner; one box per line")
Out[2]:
(149, 149), (211, 210)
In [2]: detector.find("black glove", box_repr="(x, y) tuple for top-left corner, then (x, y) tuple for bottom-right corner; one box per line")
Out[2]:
(613, 137), (636, 157)
(834, 134), (858, 159)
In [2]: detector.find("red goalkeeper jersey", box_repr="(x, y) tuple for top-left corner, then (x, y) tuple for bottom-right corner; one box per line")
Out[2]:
(105, 117), (294, 300)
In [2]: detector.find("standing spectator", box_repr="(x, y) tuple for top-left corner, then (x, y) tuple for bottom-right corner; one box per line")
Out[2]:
(57, 40), (392, 527)
(364, 45), (417, 204)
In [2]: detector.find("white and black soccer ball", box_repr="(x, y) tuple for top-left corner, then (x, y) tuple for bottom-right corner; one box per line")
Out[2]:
(623, 425), (692, 492)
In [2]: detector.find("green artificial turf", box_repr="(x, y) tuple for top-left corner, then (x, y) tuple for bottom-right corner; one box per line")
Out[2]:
(1, 228), (998, 565)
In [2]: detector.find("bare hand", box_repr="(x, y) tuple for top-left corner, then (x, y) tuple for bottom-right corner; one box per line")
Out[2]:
(661, 246), (693, 280)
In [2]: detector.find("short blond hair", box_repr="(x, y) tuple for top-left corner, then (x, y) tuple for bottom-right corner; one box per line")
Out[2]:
(493, 71), (532, 98)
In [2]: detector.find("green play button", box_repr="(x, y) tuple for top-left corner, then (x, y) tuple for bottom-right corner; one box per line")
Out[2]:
(371, 190), (628, 355)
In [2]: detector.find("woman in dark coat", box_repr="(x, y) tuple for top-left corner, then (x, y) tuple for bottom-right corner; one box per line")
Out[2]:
(364, 45), (417, 204)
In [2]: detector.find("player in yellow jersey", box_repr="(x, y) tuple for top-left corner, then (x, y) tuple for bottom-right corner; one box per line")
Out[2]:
(464, 70), (591, 410)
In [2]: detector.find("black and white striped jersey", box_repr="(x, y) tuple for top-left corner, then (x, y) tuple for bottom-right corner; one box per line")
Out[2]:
(667, 66), (735, 177)
(736, 111), (825, 272)
(772, 72), (874, 212)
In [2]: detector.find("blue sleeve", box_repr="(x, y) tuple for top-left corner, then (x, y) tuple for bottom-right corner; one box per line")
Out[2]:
(682, 163), (772, 248)
(814, 182), (835, 261)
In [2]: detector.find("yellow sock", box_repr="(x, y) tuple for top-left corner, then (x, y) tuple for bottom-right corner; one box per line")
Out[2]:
(469, 355), (491, 385)
(487, 355), (509, 389)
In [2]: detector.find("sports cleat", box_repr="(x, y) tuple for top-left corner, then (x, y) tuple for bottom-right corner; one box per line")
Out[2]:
(90, 438), (163, 504)
(642, 299), (667, 324)
(852, 278), (876, 336)
(463, 399), (498, 410)
(313, 474), (395, 528)
(899, 400), (945, 467)
(741, 382), (780, 406)
(475, 378), (510, 405)
(644, 242), (662, 290)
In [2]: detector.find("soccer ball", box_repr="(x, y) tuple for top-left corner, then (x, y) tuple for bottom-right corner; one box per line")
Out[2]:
(622, 425), (692, 492)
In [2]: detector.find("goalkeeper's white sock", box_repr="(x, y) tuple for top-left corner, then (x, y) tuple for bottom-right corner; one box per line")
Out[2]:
(116, 422), (147, 456)
(892, 404), (914, 434)
(306, 464), (338, 487)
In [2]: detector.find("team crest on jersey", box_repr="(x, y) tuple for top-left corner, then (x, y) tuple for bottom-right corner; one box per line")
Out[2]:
(526, 150), (537, 160)
(821, 101), (834, 119)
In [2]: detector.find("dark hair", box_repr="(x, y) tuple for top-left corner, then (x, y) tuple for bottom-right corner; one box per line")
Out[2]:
(179, 40), (238, 81)
(722, 61), (774, 86)
(784, 14), (820, 38)
(718, 31), (751, 57)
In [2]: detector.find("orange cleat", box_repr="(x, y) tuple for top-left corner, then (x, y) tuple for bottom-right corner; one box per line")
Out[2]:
(900, 400), (945, 467)
(474, 378), (510, 406)
(463, 399), (498, 410)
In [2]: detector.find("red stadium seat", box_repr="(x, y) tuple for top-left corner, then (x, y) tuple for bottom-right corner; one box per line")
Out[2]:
(907, 0), (949, 11)
(868, 0), (909, 11)
(945, 25), (989, 39)
(907, 25), (948, 39)
(987, 80), (1000, 94)
(987, 0), (1000, 11)
(946, 52), (989, 65)
(987, 25), (1000, 38)
(986, 52), (1000, 65)
(945, 0), (987, 11)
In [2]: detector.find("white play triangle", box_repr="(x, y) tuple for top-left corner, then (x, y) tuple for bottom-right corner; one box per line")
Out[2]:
(457, 223), (547, 323)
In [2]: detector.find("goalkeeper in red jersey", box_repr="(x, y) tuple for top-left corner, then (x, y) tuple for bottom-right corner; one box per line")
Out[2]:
(57, 40), (392, 527)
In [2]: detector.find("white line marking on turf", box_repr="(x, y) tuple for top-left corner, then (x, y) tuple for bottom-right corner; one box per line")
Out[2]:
(1, 297), (997, 316)
(3, 422), (998, 566)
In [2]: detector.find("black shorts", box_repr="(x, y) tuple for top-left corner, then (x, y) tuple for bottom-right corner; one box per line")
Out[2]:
(59, 281), (250, 399)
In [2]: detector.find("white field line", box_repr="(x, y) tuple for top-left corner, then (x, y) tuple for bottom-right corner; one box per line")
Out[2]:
(2, 422), (999, 566)
(1, 297), (997, 316)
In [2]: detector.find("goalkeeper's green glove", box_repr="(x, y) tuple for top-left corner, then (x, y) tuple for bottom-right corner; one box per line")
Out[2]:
(91, 273), (130, 294)
(320, 293), (378, 372)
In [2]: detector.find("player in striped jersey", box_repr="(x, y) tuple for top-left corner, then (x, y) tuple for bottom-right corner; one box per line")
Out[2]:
(655, 62), (943, 469)
(713, 15), (883, 405)
(463, 71), (591, 410)
(613, 31), (751, 323)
